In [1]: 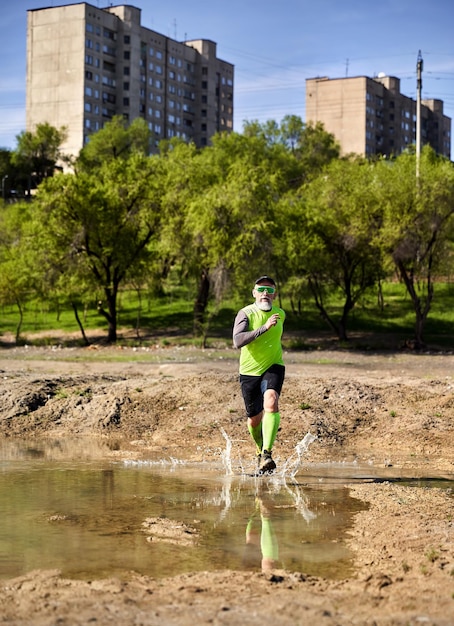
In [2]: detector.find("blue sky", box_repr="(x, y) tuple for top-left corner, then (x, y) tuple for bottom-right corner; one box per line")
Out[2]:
(1, 0), (453, 154)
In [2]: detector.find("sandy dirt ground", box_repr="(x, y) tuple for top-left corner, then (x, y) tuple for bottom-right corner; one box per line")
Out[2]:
(0, 341), (453, 625)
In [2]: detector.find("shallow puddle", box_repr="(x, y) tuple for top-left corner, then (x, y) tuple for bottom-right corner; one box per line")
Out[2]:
(0, 439), (451, 582)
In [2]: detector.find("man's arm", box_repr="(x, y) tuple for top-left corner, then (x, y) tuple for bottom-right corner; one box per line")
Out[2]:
(232, 310), (268, 349)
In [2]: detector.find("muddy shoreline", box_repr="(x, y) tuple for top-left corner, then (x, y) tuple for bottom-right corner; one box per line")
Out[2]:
(0, 345), (453, 625)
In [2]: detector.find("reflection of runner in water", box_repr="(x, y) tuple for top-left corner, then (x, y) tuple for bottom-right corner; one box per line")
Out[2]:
(244, 496), (280, 572)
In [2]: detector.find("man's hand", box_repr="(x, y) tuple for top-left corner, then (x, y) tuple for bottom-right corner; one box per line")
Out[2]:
(265, 314), (280, 330)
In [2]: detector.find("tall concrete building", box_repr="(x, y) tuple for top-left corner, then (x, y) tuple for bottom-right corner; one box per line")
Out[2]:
(26, 3), (234, 159)
(306, 75), (451, 160)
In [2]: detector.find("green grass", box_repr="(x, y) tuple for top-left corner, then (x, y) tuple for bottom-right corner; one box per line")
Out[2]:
(1, 281), (453, 350)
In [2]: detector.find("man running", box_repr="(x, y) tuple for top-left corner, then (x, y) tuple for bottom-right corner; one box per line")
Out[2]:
(232, 275), (286, 474)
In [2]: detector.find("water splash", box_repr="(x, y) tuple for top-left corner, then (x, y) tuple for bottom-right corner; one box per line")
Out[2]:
(220, 427), (233, 475)
(219, 428), (317, 478)
(282, 432), (317, 477)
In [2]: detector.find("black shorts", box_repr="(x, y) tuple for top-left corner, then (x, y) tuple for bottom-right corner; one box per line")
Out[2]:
(239, 364), (285, 418)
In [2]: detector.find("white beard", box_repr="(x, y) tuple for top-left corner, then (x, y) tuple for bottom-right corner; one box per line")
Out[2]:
(257, 301), (272, 311)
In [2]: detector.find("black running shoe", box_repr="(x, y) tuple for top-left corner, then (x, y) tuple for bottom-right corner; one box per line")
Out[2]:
(259, 450), (276, 474)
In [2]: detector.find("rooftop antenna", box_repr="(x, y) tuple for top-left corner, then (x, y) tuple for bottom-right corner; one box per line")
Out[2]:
(345, 58), (349, 77)
(173, 18), (177, 40)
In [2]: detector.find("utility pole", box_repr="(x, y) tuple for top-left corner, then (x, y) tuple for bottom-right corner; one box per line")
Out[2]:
(416, 50), (423, 177)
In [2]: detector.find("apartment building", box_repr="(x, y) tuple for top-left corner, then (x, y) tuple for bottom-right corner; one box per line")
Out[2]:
(26, 3), (234, 159)
(306, 74), (451, 159)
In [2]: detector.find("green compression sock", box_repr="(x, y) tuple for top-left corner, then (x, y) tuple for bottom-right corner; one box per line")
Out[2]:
(262, 412), (280, 452)
(247, 422), (263, 454)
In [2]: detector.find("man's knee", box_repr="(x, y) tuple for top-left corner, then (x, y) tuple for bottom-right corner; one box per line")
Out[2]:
(263, 389), (279, 412)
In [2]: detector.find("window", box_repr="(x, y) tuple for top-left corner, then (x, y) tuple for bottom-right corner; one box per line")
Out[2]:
(103, 28), (115, 40)
(102, 92), (116, 104)
(124, 51), (130, 60)
(123, 82), (129, 90)
(156, 50), (163, 60)
(84, 102), (92, 112)
(123, 97), (130, 106)
(124, 35), (130, 44)
(102, 76), (116, 87)
(102, 44), (116, 56)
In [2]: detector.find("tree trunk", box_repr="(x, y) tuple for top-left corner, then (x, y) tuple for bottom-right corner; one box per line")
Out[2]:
(71, 301), (90, 346)
(97, 287), (118, 343)
(15, 299), (23, 345)
(396, 259), (432, 349)
(308, 276), (348, 341)
(193, 269), (210, 336)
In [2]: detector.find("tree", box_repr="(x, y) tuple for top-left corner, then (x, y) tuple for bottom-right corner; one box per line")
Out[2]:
(12, 122), (68, 187)
(377, 148), (454, 347)
(77, 116), (151, 170)
(0, 202), (37, 342)
(161, 131), (302, 337)
(243, 116), (339, 182)
(33, 152), (163, 343)
(282, 157), (386, 341)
